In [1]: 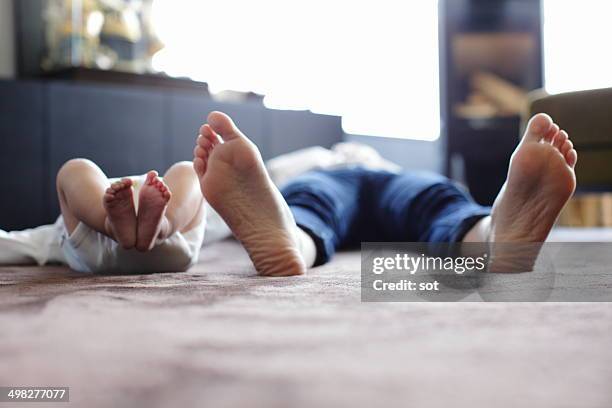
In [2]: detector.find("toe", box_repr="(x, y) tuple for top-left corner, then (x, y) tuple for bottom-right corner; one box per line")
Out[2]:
(193, 157), (206, 176)
(197, 135), (213, 151)
(566, 149), (578, 167)
(145, 170), (158, 185)
(200, 124), (220, 145)
(103, 192), (115, 204)
(524, 113), (553, 142)
(544, 124), (560, 143)
(561, 139), (573, 156)
(194, 145), (208, 160)
(196, 134), (205, 147)
(208, 111), (244, 141)
(198, 123), (211, 137)
(553, 130), (568, 149)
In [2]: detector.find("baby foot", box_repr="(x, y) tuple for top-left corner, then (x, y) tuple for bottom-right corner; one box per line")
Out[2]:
(193, 111), (306, 276)
(103, 178), (137, 249)
(136, 171), (172, 252)
(490, 113), (577, 243)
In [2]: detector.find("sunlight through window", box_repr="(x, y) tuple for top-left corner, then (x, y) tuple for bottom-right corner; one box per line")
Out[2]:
(151, 0), (440, 140)
(543, 0), (612, 94)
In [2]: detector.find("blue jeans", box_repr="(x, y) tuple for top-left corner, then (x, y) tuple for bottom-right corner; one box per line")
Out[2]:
(281, 167), (491, 266)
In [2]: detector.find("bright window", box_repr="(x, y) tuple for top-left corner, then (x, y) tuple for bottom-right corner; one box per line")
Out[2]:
(151, 1), (440, 140)
(543, 0), (612, 94)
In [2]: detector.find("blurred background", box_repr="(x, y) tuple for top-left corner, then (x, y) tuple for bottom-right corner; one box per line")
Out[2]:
(1, 0), (611, 231)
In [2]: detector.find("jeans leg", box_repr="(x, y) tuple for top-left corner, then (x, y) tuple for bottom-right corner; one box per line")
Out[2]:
(281, 169), (366, 266)
(372, 171), (491, 242)
(282, 168), (490, 266)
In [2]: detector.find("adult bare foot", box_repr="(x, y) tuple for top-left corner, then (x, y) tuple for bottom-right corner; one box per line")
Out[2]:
(491, 113), (577, 242)
(136, 171), (172, 252)
(488, 113), (577, 271)
(103, 178), (137, 249)
(193, 111), (306, 276)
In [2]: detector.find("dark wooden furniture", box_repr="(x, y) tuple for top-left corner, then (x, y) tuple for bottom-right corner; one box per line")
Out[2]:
(0, 81), (47, 229)
(41, 68), (212, 93)
(439, 0), (543, 205)
(0, 79), (343, 230)
(527, 88), (612, 191)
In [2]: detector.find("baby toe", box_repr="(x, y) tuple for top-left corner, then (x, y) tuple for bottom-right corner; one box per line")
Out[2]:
(145, 170), (158, 184)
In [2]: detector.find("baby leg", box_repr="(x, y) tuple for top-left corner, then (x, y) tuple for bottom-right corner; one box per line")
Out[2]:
(56, 159), (137, 248)
(162, 161), (205, 236)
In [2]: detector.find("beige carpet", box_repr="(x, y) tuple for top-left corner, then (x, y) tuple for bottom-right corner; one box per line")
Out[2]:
(1, 240), (611, 408)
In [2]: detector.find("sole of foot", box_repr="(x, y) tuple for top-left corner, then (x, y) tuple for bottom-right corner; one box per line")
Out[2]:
(193, 111), (306, 276)
(488, 113), (577, 271)
(103, 178), (137, 249)
(136, 170), (172, 252)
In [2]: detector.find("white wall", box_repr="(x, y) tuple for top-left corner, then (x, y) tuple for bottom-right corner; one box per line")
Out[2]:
(0, 0), (15, 78)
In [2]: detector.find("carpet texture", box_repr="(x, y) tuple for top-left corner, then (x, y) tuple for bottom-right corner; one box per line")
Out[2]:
(1, 239), (611, 408)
